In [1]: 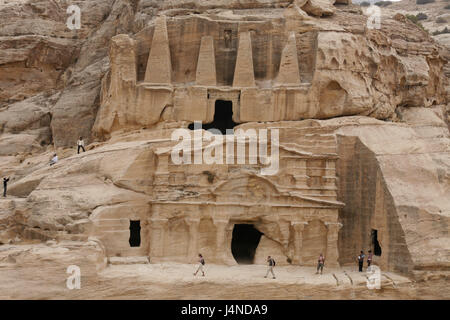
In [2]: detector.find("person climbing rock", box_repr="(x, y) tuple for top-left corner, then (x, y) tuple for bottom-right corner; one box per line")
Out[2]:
(367, 250), (373, 267)
(77, 137), (85, 154)
(264, 255), (276, 279)
(357, 250), (365, 272)
(3, 177), (10, 197)
(193, 253), (205, 276)
(316, 253), (325, 274)
(49, 154), (58, 166)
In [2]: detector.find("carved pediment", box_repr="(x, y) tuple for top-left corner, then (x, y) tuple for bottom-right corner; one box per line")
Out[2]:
(213, 175), (280, 201)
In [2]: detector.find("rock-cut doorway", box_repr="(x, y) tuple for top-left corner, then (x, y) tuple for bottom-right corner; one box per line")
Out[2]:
(189, 100), (237, 134)
(231, 224), (263, 264)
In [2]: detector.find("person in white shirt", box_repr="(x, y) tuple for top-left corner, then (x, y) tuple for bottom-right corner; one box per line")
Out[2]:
(77, 137), (85, 154)
(193, 253), (205, 277)
(49, 154), (58, 166)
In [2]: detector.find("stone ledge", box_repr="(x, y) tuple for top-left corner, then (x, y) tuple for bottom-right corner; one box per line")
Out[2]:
(108, 256), (150, 265)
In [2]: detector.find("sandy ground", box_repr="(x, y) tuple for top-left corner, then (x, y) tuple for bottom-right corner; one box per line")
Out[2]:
(1, 257), (449, 299)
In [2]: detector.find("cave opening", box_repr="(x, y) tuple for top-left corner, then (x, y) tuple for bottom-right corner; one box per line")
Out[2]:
(371, 229), (382, 256)
(129, 220), (141, 247)
(231, 224), (263, 264)
(188, 100), (236, 134)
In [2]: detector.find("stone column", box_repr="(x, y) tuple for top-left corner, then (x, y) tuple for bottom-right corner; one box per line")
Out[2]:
(154, 155), (170, 185)
(149, 218), (168, 261)
(325, 222), (343, 267)
(213, 219), (229, 264)
(291, 221), (308, 265)
(196, 36), (216, 86)
(186, 218), (201, 259)
(225, 223), (237, 265)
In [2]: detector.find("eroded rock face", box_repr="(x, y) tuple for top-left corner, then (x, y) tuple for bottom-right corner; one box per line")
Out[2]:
(3, 111), (449, 273)
(92, 5), (448, 139)
(0, 0), (136, 149)
(334, 110), (450, 274)
(0, 0), (447, 147)
(302, 0), (336, 17)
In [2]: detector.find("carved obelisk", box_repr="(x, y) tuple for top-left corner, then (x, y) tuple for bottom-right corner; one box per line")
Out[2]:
(144, 16), (172, 84)
(275, 32), (301, 86)
(196, 36), (217, 86)
(233, 31), (255, 87)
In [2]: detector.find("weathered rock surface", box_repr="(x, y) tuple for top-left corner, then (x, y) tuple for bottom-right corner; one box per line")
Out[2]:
(0, 0), (137, 148)
(334, 111), (450, 273)
(3, 112), (448, 274)
(91, 3), (447, 140)
(0, 242), (447, 299)
(302, 0), (336, 17)
(0, 0), (448, 299)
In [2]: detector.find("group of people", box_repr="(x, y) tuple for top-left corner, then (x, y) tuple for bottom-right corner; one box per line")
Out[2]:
(192, 254), (277, 279)
(192, 251), (375, 279)
(316, 250), (373, 274)
(357, 250), (373, 272)
(49, 137), (85, 165)
(49, 137), (86, 166)
(2, 137), (87, 198)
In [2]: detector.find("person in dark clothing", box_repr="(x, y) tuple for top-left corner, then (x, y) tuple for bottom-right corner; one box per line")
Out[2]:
(3, 177), (9, 197)
(264, 256), (276, 279)
(316, 253), (325, 274)
(367, 250), (373, 267)
(357, 250), (365, 272)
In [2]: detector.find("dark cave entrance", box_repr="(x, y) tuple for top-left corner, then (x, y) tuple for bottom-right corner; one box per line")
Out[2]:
(188, 100), (236, 134)
(231, 224), (263, 264)
(371, 229), (382, 256)
(129, 220), (141, 247)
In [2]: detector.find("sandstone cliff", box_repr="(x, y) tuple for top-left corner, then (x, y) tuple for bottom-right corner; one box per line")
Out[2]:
(0, 0), (449, 286)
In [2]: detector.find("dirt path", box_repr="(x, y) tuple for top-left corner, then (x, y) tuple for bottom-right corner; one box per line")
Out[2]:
(2, 259), (448, 299)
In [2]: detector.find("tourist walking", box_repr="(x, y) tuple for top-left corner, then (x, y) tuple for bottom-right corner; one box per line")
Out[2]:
(77, 137), (85, 154)
(264, 256), (276, 279)
(316, 253), (325, 274)
(367, 250), (373, 267)
(3, 177), (9, 197)
(357, 250), (365, 272)
(49, 154), (58, 166)
(193, 253), (205, 276)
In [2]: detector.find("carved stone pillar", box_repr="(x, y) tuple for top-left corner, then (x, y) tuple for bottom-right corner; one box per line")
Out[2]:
(225, 223), (237, 265)
(149, 218), (168, 260)
(186, 218), (201, 259)
(291, 221), (308, 265)
(213, 219), (229, 263)
(279, 220), (291, 248)
(325, 222), (343, 267)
